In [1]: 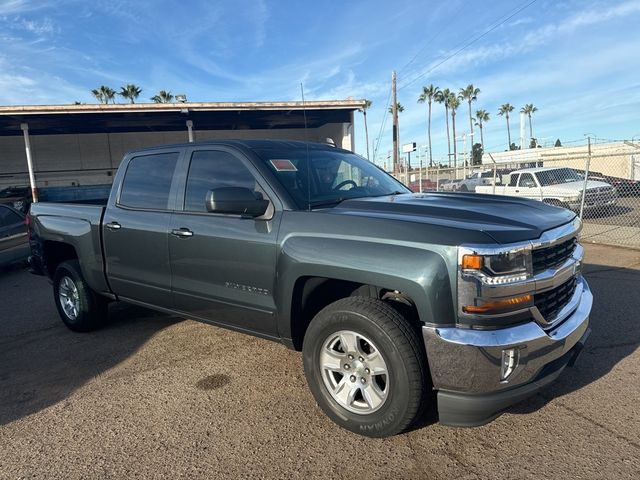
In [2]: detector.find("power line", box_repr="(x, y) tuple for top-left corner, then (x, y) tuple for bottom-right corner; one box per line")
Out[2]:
(397, 1), (468, 77)
(398, 0), (539, 91)
(373, 83), (393, 160)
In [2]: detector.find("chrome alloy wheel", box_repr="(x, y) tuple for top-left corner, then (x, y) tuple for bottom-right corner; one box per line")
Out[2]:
(319, 330), (389, 414)
(58, 276), (80, 320)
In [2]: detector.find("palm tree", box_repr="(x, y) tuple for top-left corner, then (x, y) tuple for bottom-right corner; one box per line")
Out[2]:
(119, 84), (142, 103)
(418, 84), (440, 167)
(360, 99), (372, 160)
(435, 88), (453, 165)
(497, 103), (515, 149)
(91, 85), (115, 104)
(520, 103), (538, 142)
(151, 90), (174, 103)
(459, 84), (480, 141)
(388, 102), (404, 114)
(474, 109), (490, 151)
(449, 94), (460, 168)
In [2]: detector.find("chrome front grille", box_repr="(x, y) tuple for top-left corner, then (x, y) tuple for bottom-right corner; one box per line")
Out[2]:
(534, 276), (577, 322)
(532, 237), (577, 274)
(585, 187), (616, 204)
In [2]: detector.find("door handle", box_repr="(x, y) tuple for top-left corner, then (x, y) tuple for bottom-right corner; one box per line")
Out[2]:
(515, 190), (520, 193)
(105, 222), (121, 231)
(171, 228), (194, 238)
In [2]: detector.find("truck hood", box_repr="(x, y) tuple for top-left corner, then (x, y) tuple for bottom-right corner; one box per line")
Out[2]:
(329, 193), (576, 244)
(543, 179), (613, 195)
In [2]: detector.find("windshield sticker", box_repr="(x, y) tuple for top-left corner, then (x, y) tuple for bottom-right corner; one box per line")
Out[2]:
(270, 159), (298, 172)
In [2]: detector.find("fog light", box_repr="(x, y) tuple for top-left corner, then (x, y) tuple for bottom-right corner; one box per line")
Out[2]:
(501, 348), (519, 381)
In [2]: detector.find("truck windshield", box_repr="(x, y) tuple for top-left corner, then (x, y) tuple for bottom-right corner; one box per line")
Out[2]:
(536, 168), (583, 186)
(254, 147), (410, 209)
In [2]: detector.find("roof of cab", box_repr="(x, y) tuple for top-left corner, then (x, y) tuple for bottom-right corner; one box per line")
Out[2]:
(128, 139), (345, 155)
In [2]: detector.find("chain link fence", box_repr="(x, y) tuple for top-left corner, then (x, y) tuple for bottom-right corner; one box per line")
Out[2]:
(391, 142), (640, 249)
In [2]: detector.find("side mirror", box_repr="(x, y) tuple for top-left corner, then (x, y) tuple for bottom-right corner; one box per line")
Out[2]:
(205, 187), (269, 217)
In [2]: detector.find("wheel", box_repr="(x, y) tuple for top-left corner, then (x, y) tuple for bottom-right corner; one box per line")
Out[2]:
(302, 297), (429, 437)
(459, 184), (468, 192)
(53, 260), (107, 332)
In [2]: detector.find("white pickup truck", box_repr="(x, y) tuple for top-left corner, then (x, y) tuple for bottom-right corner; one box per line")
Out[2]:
(476, 167), (617, 212)
(457, 170), (500, 192)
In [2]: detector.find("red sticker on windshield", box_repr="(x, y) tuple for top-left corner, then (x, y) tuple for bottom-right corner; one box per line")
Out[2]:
(270, 159), (298, 172)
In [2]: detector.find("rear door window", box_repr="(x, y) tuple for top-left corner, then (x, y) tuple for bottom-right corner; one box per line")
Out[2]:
(118, 152), (179, 210)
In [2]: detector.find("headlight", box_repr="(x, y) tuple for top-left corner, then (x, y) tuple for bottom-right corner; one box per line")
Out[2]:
(458, 245), (534, 321)
(461, 249), (531, 284)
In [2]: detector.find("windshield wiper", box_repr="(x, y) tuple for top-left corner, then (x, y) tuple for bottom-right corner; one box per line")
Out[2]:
(308, 198), (347, 209)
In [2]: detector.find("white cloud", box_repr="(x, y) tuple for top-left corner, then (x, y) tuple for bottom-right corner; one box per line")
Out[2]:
(0, 0), (29, 15)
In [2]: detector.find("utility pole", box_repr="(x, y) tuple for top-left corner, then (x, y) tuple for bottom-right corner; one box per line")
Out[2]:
(392, 71), (398, 175)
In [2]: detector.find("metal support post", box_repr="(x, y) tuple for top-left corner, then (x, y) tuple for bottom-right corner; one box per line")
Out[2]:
(20, 123), (38, 203)
(186, 120), (194, 143)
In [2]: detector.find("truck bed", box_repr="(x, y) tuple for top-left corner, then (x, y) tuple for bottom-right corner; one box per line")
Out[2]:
(29, 202), (110, 295)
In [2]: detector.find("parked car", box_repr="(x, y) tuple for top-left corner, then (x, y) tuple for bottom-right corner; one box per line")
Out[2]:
(0, 186), (32, 214)
(440, 178), (462, 191)
(0, 204), (29, 267)
(29, 140), (591, 437)
(408, 178), (437, 192)
(457, 170), (501, 192)
(476, 167), (617, 212)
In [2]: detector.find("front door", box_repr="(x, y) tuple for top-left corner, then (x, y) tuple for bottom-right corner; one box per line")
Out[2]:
(168, 147), (281, 336)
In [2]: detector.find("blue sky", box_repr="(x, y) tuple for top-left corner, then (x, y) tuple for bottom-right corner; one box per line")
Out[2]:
(1, 0), (639, 164)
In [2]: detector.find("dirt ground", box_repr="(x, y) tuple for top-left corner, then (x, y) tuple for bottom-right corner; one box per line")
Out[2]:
(0, 244), (638, 479)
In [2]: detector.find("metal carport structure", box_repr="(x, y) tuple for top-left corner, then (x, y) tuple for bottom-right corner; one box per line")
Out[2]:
(0, 100), (364, 200)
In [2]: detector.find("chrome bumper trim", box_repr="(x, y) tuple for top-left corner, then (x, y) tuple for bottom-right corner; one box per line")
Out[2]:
(423, 277), (592, 394)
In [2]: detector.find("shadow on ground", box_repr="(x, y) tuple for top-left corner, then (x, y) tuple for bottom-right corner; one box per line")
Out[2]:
(0, 268), (180, 425)
(508, 261), (640, 415)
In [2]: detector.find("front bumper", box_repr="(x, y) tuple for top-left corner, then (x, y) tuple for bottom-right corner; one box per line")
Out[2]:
(423, 277), (592, 426)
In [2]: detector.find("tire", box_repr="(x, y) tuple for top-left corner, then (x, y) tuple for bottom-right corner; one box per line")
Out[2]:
(302, 297), (429, 438)
(459, 185), (468, 192)
(53, 260), (107, 332)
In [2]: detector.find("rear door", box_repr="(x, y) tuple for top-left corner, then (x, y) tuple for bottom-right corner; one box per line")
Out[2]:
(168, 147), (281, 336)
(103, 149), (182, 307)
(503, 173), (520, 196)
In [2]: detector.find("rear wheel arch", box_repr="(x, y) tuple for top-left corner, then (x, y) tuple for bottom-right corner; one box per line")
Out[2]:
(43, 241), (78, 278)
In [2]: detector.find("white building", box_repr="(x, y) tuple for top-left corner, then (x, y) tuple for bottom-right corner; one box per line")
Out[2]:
(482, 141), (640, 179)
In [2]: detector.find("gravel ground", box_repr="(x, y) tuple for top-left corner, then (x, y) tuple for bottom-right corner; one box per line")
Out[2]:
(0, 244), (638, 479)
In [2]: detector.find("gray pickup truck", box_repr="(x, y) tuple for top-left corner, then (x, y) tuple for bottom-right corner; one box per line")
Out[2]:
(28, 140), (592, 437)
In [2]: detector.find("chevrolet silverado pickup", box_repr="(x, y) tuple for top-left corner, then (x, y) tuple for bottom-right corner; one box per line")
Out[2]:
(28, 140), (592, 437)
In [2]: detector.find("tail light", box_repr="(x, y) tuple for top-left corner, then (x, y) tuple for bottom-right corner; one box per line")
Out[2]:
(25, 214), (31, 241)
